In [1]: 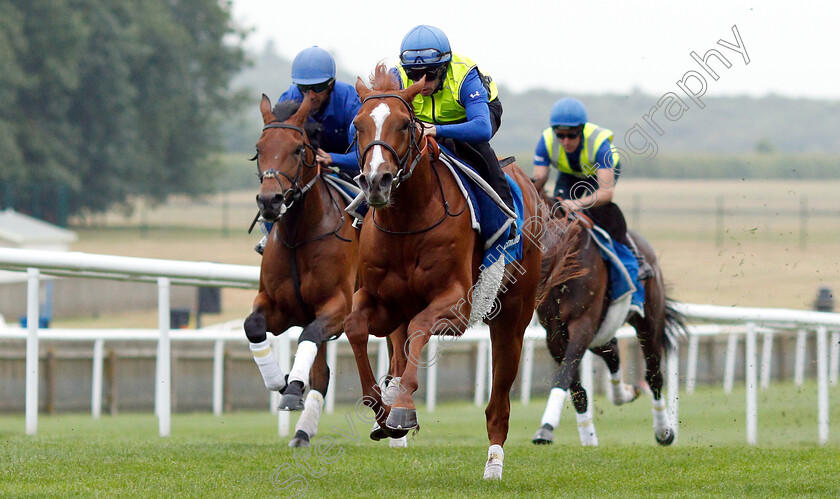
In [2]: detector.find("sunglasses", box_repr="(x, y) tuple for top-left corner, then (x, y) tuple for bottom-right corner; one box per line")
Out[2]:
(296, 79), (333, 94)
(555, 130), (581, 140)
(405, 66), (444, 82)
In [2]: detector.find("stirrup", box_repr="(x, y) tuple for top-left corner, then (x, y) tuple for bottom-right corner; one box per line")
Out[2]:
(637, 260), (654, 280)
(254, 236), (267, 255)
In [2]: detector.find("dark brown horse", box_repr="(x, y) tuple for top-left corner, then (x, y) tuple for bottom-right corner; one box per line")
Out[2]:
(343, 64), (581, 479)
(244, 94), (406, 448)
(531, 201), (688, 446)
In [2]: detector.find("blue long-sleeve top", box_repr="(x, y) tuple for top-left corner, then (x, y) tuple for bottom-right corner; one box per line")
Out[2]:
(278, 80), (361, 175)
(533, 136), (616, 198)
(393, 67), (493, 144)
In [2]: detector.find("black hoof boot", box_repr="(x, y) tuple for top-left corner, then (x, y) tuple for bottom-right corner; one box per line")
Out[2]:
(386, 407), (418, 433)
(655, 428), (675, 446)
(288, 430), (311, 448)
(278, 380), (305, 411)
(370, 422), (389, 441)
(532, 423), (554, 445)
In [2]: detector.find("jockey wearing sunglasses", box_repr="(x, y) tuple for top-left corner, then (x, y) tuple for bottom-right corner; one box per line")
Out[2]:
(277, 46), (361, 178)
(255, 46), (361, 254)
(532, 98), (653, 281)
(393, 25), (516, 225)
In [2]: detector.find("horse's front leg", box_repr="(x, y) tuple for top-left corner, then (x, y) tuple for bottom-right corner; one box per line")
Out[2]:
(279, 295), (345, 411)
(386, 288), (466, 432)
(535, 316), (596, 445)
(288, 344), (329, 448)
(244, 292), (287, 392)
(344, 291), (405, 439)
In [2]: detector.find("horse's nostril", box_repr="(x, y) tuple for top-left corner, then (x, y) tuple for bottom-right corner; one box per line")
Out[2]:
(379, 173), (393, 190)
(357, 175), (370, 191)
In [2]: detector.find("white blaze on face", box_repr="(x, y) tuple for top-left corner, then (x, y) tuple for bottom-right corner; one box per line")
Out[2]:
(368, 102), (391, 175)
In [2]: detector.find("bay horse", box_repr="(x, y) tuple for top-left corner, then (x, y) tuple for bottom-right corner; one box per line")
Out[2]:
(244, 93), (406, 448)
(344, 64), (581, 479)
(531, 200), (688, 446)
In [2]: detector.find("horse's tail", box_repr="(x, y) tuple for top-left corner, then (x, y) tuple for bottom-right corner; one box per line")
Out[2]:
(663, 299), (691, 349)
(534, 202), (588, 306)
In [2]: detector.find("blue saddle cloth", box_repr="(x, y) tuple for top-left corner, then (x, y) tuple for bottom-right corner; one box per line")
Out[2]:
(437, 146), (524, 269)
(589, 227), (645, 308)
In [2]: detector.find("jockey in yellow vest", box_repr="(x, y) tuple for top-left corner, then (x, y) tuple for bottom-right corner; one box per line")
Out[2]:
(532, 97), (653, 281)
(394, 25), (516, 227)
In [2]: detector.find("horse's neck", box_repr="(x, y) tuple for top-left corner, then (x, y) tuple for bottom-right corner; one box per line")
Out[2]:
(279, 176), (333, 239)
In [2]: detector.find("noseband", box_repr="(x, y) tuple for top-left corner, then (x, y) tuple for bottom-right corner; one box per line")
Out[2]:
(355, 93), (427, 188)
(251, 122), (319, 218)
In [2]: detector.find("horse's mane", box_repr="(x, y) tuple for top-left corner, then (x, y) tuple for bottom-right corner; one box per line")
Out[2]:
(272, 100), (323, 149)
(369, 62), (399, 91)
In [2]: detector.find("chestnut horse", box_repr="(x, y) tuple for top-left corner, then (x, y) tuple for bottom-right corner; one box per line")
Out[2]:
(531, 202), (688, 447)
(344, 65), (581, 479)
(244, 94), (406, 448)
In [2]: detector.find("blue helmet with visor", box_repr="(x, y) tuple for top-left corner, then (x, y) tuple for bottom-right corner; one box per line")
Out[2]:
(291, 46), (336, 89)
(400, 25), (451, 81)
(550, 98), (588, 128)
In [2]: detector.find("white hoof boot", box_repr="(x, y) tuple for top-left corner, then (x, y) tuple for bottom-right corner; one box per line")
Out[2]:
(652, 398), (676, 446)
(389, 435), (408, 448)
(576, 411), (599, 446)
(483, 444), (504, 480)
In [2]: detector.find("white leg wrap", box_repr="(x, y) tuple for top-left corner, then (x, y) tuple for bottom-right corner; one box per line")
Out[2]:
(249, 339), (287, 391)
(294, 390), (324, 438)
(381, 377), (402, 405)
(652, 397), (670, 433)
(576, 410), (599, 446)
(540, 388), (567, 428)
(483, 444), (504, 480)
(288, 340), (318, 386)
(389, 435), (408, 448)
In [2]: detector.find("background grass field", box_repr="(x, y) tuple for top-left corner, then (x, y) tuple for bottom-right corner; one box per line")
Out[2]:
(58, 179), (840, 328)
(2, 381), (838, 497)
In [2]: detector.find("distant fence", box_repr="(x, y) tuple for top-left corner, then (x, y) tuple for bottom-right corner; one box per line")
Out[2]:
(0, 247), (838, 446)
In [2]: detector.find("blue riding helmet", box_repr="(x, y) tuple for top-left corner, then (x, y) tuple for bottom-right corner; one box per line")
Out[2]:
(550, 98), (588, 128)
(291, 46), (336, 85)
(399, 25), (452, 68)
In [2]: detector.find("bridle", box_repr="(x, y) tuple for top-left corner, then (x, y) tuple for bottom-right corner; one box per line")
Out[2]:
(250, 122), (319, 219)
(355, 92), (466, 236)
(354, 93), (427, 189)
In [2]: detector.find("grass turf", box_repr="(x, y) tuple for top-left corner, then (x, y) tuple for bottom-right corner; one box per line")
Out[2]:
(2, 380), (838, 497)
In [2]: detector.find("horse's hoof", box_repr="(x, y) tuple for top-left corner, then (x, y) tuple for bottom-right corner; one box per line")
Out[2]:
(370, 421), (388, 441)
(386, 407), (418, 432)
(655, 428), (675, 446)
(277, 381), (305, 411)
(288, 430), (310, 448)
(532, 424), (554, 445)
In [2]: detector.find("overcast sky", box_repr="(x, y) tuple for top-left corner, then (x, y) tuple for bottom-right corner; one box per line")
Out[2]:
(230, 0), (839, 100)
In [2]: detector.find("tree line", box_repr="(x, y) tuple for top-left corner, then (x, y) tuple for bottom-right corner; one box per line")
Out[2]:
(0, 0), (245, 223)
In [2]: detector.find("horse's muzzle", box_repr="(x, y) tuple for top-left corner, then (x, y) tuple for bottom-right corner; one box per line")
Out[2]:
(356, 171), (394, 207)
(256, 192), (288, 220)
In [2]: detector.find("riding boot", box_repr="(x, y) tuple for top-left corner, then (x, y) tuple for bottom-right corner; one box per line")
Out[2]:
(627, 234), (653, 280)
(254, 221), (272, 255)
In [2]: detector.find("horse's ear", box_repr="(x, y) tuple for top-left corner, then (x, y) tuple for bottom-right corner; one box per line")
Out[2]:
(290, 93), (311, 127)
(402, 77), (425, 102)
(260, 94), (275, 125)
(355, 77), (371, 101)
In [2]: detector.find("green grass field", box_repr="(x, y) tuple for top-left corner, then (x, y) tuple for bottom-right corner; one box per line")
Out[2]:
(2, 381), (838, 497)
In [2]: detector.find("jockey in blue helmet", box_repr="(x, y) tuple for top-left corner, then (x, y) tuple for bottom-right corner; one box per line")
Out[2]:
(394, 25), (516, 227)
(255, 46), (361, 254)
(532, 97), (654, 282)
